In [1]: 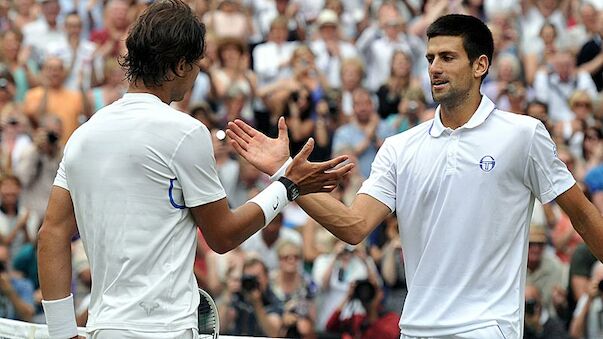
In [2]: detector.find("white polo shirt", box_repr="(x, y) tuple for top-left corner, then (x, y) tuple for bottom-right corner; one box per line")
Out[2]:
(54, 93), (226, 333)
(358, 96), (575, 338)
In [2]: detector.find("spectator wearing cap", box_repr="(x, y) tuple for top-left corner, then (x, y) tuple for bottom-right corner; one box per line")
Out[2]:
(22, 55), (87, 144)
(21, 0), (66, 64)
(310, 9), (358, 89)
(526, 224), (567, 319)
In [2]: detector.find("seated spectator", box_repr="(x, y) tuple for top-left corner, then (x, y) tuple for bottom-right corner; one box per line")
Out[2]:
(224, 257), (283, 337)
(526, 224), (567, 319)
(0, 175), (39, 257)
(524, 283), (570, 339)
(0, 29), (39, 103)
(384, 85), (431, 136)
(241, 213), (302, 271)
(379, 214), (407, 314)
(332, 88), (390, 178)
(210, 37), (256, 125)
(325, 278), (400, 339)
(0, 243), (33, 321)
(87, 58), (127, 113)
(272, 240), (317, 338)
(309, 9), (359, 89)
(22, 55), (87, 144)
(90, 0), (131, 59)
(14, 114), (63, 218)
(376, 50), (419, 119)
(311, 241), (376, 331)
(570, 262), (603, 338)
(533, 49), (598, 123)
(203, 0), (253, 42)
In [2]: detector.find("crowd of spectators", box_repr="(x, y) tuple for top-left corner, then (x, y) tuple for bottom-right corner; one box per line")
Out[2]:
(0, 0), (603, 338)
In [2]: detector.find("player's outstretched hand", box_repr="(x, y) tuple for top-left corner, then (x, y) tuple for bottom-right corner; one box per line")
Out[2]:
(284, 137), (354, 195)
(227, 117), (290, 176)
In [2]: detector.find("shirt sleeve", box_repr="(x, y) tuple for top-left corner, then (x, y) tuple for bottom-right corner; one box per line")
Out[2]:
(169, 125), (226, 208)
(524, 121), (575, 204)
(53, 154), (69, 191)
(357, 138), (397, 212)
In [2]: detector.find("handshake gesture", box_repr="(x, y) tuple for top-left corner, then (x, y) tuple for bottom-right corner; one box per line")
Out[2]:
(227, 117), (353, 196)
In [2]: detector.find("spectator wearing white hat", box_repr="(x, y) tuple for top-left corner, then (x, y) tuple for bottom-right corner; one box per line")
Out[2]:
(310, 9), (358, 89)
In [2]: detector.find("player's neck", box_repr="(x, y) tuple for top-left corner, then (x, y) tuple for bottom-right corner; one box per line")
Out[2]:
(439, 94), (482, 130)
(127, 82), (173, 104)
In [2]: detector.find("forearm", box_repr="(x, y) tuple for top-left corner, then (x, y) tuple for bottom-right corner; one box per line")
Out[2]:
(252, 302), (280, 337)
(578, 53), (603, 76)
(200, 202), (265, 254)
(571, 205), (603, 262)
(296, 193), (368, 244)
(6, 289), (34, 321)
(569, 299), (591, 338)
(37, 226), (73, 300)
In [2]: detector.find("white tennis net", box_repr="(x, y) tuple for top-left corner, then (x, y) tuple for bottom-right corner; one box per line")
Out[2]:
(0, 318), (266, 338)
(0, 318), (86, 338)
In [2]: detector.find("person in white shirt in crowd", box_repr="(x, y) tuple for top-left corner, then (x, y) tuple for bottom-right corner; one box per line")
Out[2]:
(253, 16), (299, 90)
(355, 2), (425, 91)
(310, 9), (358, 89)
(44, 12), (101, 91)
(533, 49), (598, 123)
(228, 14), (603, 339)
(22, 0), (66, 64)
(37, 1), (352, 338)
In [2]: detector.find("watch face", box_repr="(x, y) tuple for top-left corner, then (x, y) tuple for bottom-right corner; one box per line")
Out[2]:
(290, 187), (300, 200)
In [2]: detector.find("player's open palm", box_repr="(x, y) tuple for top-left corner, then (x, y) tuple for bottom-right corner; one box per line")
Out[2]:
(285, 138), (354, 195)
(227, 117), (290, 176)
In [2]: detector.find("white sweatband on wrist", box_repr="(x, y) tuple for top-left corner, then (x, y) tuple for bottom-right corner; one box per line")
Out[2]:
(248, 181), (289, 226)
(42, 293), (78, 339)
(269, 157), (293, 182)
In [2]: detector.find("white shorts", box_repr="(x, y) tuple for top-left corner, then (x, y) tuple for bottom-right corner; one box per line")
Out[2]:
(88, 328), (198, 339)
(401, 325), (507, 339)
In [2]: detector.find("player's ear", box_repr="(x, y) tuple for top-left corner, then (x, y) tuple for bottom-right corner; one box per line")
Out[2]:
(473, 55), (489, 79)
(175, 58), (188, 77)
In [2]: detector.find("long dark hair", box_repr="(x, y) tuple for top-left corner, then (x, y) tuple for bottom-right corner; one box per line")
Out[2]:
(120, 0), (206, 87)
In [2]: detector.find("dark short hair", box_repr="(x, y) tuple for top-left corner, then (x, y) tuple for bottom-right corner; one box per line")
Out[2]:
(120, 0), (206, 87)
(426, 14), (494, 80)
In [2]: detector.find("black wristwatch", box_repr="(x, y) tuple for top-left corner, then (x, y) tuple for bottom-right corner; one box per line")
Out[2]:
(278, 176), (300, 201)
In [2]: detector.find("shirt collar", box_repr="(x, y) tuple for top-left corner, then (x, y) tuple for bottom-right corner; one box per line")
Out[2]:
(121, 92), (164, 104)
(429, 95), (496, 137)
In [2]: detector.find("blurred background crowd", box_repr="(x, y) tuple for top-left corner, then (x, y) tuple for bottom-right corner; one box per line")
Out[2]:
(0, 0), (602, 338)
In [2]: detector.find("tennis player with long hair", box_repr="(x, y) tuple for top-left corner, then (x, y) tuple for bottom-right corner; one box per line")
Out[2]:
(36, 1), (353, 338)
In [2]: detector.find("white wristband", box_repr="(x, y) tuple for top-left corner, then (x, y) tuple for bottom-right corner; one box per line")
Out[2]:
(42, 293), (78, 339)
(269, 157), (293, 182)
(248, 181), (289, 226)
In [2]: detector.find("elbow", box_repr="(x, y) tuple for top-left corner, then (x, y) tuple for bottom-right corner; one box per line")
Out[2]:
(205, 237), (236, 255)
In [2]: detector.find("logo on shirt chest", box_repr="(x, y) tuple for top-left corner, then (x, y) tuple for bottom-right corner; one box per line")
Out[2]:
(479, 155), (496, 172)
